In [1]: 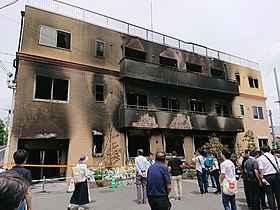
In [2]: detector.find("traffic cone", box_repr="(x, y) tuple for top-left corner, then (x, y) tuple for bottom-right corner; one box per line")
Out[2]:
(67, 178), (75, 193)
(109, 175), (117, 188)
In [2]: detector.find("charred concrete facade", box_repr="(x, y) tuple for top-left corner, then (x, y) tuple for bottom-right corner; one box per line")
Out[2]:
(8, 2), (270, 179)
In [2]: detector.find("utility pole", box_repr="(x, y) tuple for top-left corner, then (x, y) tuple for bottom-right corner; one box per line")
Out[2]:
(274, 68), (280, 107)
(269, 110), (276, 149)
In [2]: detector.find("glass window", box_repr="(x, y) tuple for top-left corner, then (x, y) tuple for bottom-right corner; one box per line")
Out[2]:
(96, 40), (105, 58)
(95, 84), (104, 101)
(240, 104), (245, 116)
(252, 106), (264, 120)
(248, 77), (259, 89)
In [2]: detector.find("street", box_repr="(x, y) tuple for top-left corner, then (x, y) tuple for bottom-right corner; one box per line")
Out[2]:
(32, 179), (250, 210)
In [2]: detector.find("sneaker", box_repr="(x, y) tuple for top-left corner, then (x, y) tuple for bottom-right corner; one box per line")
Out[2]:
(215, 191), (221, 195)
(67, 204), (71, 210)
(198, 193), (204, 196)
(136, 201), (142, 205)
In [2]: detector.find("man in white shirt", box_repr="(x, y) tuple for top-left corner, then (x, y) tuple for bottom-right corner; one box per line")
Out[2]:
(192, 148), (208, 195)
(220, 148), (237, 210)
(258, 145), (280, 210)
(135, 149), (149, 204)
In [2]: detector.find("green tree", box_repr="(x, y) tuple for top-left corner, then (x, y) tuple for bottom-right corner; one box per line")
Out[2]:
(202, 133), (225, 162)
(0, 119), (8, 145)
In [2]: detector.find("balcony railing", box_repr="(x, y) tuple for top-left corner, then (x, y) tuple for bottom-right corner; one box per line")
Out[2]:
(28, 0), (259, 70)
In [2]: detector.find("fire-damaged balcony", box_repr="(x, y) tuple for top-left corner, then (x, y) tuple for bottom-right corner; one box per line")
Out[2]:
(119, 106), (244, 132)
(120, 58), (239, 95)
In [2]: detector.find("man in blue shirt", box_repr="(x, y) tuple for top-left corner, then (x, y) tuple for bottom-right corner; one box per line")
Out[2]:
(147, 151), (172, 210)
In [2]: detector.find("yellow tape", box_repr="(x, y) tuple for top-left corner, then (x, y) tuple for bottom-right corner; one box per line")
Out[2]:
(0, 163), (135, 168)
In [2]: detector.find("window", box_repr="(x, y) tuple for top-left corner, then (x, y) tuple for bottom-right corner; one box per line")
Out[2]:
(252, 106), (264, 120)
(215, 104), (230, 117)
(35, 75), (69, 102)
(240, 104), (245, 116)
(248, 77), (259, 89)
(96, 40), (105, 58)
(125, 47), (146, 62)
(127, 93), (147, 109)
(165, 135), (184, 156)
(159, 56), (177, 68)
(211, 68), (225, 79)
(162, 97), (179, 112)
(190, 100), (205, 114)
(258, 139), (268, 148)
(95, 84), (104, 101)
(39, 25), (71, 50)
(186, 62), (202, 73)
(93, 135), (104, 156)
(235, 73), (240, 85)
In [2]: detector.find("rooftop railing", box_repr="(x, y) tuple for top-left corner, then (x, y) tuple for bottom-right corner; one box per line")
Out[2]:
(27, 0), (259, 70)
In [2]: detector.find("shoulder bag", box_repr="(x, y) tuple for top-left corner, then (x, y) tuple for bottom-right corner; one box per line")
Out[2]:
(222, 165), (237, 195)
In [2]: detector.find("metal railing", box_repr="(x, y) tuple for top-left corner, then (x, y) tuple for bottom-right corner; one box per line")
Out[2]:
(27, 0), (259, 70)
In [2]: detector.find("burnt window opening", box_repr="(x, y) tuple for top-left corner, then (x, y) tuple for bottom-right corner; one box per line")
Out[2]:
(93, 135), (104, 156)
(95, 84), (104, 102)
(125, 47), (146, 62)
(220, 136), (235, 151)
(128, 135), (150, 157)
(190, 100), (206, 114)
(248, 77), (259, 89)
(57, 31), (71, 49)
(235, 73), (240, 85)
(215, 104), (230, 117)
(96, 40), (105, 58)
(165, 135), (184, 156)
(211, 68), (225, 79)
(35, 75), (69, 102)
(194, 136), (209, 151)
(127, 93), (147, 109)
(159, 56), (177, 68)
(186, 62), (202, 73)
(162, 97), (179, 112)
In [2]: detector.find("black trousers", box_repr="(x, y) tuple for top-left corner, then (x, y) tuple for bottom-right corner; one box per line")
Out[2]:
(148, 196), (171, 210)
(264, 174), (280, 210)
(211, 170), (221, 193)
(248, 180), (261, 210)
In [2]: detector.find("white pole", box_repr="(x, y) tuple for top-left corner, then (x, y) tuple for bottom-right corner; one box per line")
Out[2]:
(274, 68), (280, 108)
(150, 0), (153, 31)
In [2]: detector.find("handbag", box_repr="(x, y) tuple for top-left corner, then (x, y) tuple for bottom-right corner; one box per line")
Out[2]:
(222, 178), (238, 196)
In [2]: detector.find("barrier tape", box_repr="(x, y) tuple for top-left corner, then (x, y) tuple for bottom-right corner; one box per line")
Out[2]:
(0, 163), (135, 168)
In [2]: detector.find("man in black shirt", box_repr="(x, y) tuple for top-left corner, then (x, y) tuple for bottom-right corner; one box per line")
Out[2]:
(168, 151), (184, 201)
(11, 149), (32, 210)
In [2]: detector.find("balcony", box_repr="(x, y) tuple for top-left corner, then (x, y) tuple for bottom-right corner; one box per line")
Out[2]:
(120, 58), (239, 95)
(119, 106), (244, 132)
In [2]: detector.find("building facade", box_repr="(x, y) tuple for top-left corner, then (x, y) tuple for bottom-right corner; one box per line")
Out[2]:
(8, 1), (271, 179)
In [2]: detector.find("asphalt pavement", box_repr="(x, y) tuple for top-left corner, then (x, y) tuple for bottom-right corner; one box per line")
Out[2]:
(31, 179), (251, 210)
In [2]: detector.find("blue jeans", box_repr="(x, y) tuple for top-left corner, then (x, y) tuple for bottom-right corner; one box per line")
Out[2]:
(17, 199), (26, 210)
(222, 193), (237, 210)
(205, 171), (216, 187)
(196, 170), (207, 193)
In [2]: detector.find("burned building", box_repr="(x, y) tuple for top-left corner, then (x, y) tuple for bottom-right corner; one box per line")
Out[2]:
(8, 1), (271, 179)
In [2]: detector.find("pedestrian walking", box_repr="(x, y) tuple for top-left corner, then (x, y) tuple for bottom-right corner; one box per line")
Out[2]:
(0, 170), (29, 210)
(135, 149), (148, 204)
(11, 149), (32, 210)
(192, 148), (208, 195)
(258, 145), (280, 210)
(168, 151), (184, 200)
(147, 151), (172, 210)
(67, 155), (91, 210)
(220, 148), (237, 210)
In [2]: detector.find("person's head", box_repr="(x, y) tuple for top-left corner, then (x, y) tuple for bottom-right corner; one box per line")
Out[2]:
(222, 148), (232, 160)
(0, 170), (29, 210)
(244, 149), (250, 157)
(261, 144), (270, 153)
(137, 149), (144, 156)
(255, 150), (262, 157)
(196, 148), (204, 156)
(148, 152), (154, 160)
(250, 150), (256, 158)
(155, 151), (166, 163)
(78, 155), (88, 164)
(13, 149), (29, 165)
(271, 148), (280, 157)
(171, 151), (177, 157)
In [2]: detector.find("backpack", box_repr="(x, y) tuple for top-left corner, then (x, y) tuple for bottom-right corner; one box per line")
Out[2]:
(73, 164), (85, 183)
(205, 156), (213, 168)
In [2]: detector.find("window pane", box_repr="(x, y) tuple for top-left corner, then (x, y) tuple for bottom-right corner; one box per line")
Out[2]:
(35, 75), (52, 100)
(57, 31), (71, 49)
(53, 78), (69, 101)
(254, 79), (259, 89)
(39, 25), (56, 47)
(96, 41), (105, 57)
(258, 107), (264, 119)
(252, 106), (258, 119)
(248, 77), (254, 88)
(240, 104), (245, 115)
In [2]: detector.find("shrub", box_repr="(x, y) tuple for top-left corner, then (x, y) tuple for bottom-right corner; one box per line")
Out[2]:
(96, 180), (105, 187)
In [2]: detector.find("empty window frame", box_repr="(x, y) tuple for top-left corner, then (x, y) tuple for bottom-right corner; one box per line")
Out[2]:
(95, 84), (104, 102)
(258, 138), (268, 148)
(92, 135), (104, 156)
(252, 106), (264, 120)
(125, 47), (146, 62)
(127, 93), (148, 109)
(235, 73), (240, 85)
(186, 62), (202, 73)
(248, 77), (259, 89)
(240, 104), (245, 116)
(162, 97), (179, 112)
(165, 135), (184, 156)
(190, 100), (206, 114)
(35, 75), (69, 102)
(215, 104), (230, 117)
(159, 56), (177, 68)
(96, 40), (105, 58)
(39, 25), (71, 50)
(211, 68), (225, 79)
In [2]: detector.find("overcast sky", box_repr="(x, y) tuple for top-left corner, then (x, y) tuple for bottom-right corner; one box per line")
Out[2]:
(0, 0), (280, 126)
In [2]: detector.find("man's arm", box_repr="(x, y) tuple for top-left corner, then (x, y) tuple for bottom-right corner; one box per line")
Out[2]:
(166, 184), (172, 195)
(219, 173), (225, 183)
(25, 187), (32, 210)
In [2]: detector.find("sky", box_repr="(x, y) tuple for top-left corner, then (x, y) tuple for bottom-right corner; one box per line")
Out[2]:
(0, 0), (280, 127)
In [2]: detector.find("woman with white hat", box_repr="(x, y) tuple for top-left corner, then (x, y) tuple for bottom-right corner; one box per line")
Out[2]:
(67, 155), (91, 210)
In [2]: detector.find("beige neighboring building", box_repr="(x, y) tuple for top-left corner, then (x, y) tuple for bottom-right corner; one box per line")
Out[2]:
(7, 1), (271, 179)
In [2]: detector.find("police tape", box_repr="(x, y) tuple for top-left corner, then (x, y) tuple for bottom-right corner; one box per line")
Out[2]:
(0, 163), (135, 168)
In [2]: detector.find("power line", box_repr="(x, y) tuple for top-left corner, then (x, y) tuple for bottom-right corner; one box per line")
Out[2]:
(0, 0), (19, 10)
